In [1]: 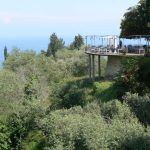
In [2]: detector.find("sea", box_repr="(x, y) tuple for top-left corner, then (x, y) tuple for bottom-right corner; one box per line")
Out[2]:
(0, 37), (74, 68)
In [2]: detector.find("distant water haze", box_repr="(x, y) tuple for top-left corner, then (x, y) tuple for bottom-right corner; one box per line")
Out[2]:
(0, 36), (74, 66)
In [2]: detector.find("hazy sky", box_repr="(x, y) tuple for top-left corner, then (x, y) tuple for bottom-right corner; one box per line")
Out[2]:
(0, 0), (140, 38)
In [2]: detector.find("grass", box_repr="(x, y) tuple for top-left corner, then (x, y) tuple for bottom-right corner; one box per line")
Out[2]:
(93, 81), (119, 102)
(58, 76), (118, 103)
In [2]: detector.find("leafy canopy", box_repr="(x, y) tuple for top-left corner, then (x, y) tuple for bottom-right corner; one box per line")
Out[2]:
(70, 34), (84, 50)
(47, 33), (65, 57)
(120, 0), (150, 37)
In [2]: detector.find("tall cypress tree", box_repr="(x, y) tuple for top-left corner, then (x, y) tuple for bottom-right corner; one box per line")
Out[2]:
(73, 34), (84, 50)
(4, 46), (8, 60)
(47, 33), (64, 58)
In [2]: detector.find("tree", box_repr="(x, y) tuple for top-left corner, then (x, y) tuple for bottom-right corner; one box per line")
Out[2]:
(120, 0), (150, 37)
(146, 0), (150, 28)
(47, 33), (65, 57)
(71, 34), (84, 50)
(4, 46), (8, 60)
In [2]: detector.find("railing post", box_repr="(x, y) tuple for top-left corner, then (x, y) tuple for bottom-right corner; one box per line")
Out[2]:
(98, 55), (101, 81)
(92, 55), (95, 81)
(89, 54), (92, 80)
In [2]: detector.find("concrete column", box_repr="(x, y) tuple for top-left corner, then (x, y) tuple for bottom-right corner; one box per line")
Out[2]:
(105, 56), (123, 79)
(89, 54), (92, 79)
(92, 55), (95, 80)
(98, 55), (101, 80)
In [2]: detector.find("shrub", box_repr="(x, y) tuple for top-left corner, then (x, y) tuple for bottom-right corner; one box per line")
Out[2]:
(123, 92), (150, 126)
(0, 69), (24, 119)
(22, 131), (47, 150)
(3, 101), (150, 150)
(116, 57), (150, 96)
(93, 81), (119, 102)
(7, 104), (46, 149)
(39, 105), (109, 150)
(3, 48), (36, 71)
(39, 102), (150, 150)
(0, 122), (10, 150)
(51, 81), (87, 109)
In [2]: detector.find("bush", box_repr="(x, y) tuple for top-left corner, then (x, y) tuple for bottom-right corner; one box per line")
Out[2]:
(116, 57), (150, 96)
(38, 101), (150, 150)
(101, 100), (133, 120)
(3, 100), (150, 150)
(123, 92), (150, 126)
(4, 48), (36, 71)
(138, 57), (150, 89)
(39, 105), (109, 150)
(115, 57), (139, 94)
(51, 81), (87, 109)
(22, 131), (47, 150)
(7, 104), (46, 149)
(0, 122), (10, 150)
(93, 81), (119, 102)
(0, 70), (24, 119)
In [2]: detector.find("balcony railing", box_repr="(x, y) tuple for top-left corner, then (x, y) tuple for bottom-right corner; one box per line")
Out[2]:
(85, 45), (146, 55)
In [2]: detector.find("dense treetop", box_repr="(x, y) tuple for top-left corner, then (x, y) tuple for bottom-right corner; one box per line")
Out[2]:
(120, 0), (150, 38)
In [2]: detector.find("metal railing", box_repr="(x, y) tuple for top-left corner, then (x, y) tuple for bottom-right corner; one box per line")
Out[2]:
(85, 46), (146, 55)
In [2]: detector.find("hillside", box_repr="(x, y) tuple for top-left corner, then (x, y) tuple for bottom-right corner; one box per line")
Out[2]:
(0, 47), (150, 150)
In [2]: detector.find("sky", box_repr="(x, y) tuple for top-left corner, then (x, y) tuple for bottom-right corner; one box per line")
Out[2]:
(0, 0), (140, 38)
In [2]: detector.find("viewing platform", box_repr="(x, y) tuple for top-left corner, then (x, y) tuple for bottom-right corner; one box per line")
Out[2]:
(85, 35), (148, 80)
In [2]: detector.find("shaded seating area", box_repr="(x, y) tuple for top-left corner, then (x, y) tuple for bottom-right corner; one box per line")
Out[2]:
(127, 45), (146, 54)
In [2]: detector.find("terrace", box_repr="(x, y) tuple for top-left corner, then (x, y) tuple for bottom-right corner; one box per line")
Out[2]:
(85, 35), (150, 80)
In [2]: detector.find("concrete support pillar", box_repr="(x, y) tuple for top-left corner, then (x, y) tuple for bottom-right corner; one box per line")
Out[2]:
(98, 55), (101, 80)
(92, 55), (95, 80)
(105, 56), (123, 79)
(89, 54), (92, 79)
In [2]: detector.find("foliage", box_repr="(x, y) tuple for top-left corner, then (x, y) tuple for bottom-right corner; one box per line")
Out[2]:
(50, 77), (120, 110)
(4, 48), (36, 71)
(47, 33), (65, 57)
(70, 34), (84, 50)
(39, 102), (150, 150)
(50, 77), (92, 109)
(22, 131), (47, 150)
(7, 104), (46, 150)
(123, 92), (150, 126)
(1, 41), (150, 149)
(2, 97), (150, 149)
(120, 0), (150, 37)
(4, 46), (8, 60)
(93, 81), (119, 102)
(0, 69), (24, 120)
(100, 100), (132, 120)
(0, 122), (10, 150)
(138, 57), (150, 89)
(116, 57), (150, 96)
(56, 49), (89, 77)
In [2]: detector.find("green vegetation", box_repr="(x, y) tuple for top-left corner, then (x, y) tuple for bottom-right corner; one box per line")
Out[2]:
(1, 1), (150, 147)
(69, 34), (84, 50)
(4, 46), (8, 60)
(120, 0), (150, 37)
(47, 33), (65, 57)
(0, 44), (150, 149)
(116, 57), (150, 95)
